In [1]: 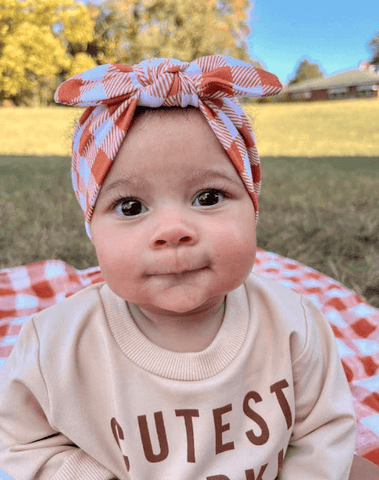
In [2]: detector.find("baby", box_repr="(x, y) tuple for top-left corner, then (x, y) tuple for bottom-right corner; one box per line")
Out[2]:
(0, 56), (356, 479)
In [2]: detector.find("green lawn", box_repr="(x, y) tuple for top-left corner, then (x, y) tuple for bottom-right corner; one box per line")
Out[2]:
(0, 99), (378, 156)
(0, 100), (378, 307)
(0, 107), (82, 156)
(245, 98), (379, 157)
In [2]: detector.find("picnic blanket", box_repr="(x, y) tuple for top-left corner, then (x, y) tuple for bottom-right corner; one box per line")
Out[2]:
(1, 249), (378, 466)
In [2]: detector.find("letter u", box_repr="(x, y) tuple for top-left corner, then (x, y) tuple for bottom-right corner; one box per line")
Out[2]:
(138, 411), (169, 463)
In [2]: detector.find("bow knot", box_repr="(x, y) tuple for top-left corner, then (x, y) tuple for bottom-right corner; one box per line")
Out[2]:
(164, 64), (185, 74)
(134, 59), (198, 108)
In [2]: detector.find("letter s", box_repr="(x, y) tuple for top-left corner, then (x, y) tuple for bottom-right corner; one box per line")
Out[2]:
(243, 391), (270, 446)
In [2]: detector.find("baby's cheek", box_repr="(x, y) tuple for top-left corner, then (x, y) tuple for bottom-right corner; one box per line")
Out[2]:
(95, 237), (139, 281)
(212, 225), (256, 272)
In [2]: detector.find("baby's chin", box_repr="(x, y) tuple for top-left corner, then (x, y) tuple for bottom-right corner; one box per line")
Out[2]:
(136, 287), (226, 316)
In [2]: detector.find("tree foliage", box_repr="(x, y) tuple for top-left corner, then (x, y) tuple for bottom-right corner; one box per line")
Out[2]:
(86, 0), (253, 65)
(0, 0), (256, 105)
(289, 58), (324, 85)
(368, 29), (379, 66)
(0, 0), (96, 105)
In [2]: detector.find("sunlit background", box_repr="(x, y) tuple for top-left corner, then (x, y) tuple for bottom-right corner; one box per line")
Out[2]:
(248, 0), (378, 83)
(0, 0), (378, 308)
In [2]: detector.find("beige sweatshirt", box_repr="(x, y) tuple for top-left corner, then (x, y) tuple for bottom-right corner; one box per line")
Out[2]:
(0, 273), (356, 480)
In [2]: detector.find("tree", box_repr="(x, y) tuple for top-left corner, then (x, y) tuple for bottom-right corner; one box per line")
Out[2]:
(86, 0), (253, 65)
(288, 58), (324, 85)
(0, 0), (96, 105)
(368, 29), (379, 66)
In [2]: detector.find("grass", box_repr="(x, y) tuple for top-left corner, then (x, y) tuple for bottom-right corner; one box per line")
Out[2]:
(245, 98), (379, 157)
(0, 99), (378, 156)
(0, 107), (82, 156)
(0, 155), (95, 269)
(0, 100), (378, 307)
(258, 157), (379, 307)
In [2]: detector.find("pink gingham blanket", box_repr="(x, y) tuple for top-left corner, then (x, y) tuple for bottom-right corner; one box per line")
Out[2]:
(1, 249), (378, 465)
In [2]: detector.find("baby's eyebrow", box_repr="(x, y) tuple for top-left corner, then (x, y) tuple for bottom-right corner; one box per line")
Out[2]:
(101, 176), (150, 196)
(101, 169), (242, 197)
(185, 169), (243, 188)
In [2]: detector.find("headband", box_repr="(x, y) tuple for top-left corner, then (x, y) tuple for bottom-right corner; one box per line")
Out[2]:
(54, 55), (282, 237)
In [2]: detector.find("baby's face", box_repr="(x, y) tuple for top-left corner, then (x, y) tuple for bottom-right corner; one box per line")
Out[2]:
(91, 109), (256, 315)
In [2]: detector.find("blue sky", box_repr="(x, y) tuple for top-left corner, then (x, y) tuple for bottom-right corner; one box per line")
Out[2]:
(247, 0), (378, 84)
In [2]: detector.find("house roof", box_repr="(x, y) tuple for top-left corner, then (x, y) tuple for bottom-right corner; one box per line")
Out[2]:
(284, 69), (379, 93)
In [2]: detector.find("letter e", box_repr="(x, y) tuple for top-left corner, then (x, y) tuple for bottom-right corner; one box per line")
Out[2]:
(213, 404), (235, 455)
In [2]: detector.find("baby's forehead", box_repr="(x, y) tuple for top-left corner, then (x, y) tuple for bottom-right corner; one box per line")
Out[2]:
(133, 104), (199, 119)
(118, 106), (226, 159)
(130, 105), (204, 132)
(104, 109), (243, 193)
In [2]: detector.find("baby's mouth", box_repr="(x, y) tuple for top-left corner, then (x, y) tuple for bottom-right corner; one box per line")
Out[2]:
(148, 266), (208, 276)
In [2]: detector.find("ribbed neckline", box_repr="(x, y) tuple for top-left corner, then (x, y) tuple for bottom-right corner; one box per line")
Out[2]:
(100, 284), (249, 381)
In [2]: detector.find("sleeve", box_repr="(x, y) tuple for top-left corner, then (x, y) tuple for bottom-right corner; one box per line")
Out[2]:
(0, 318), (115, 480)
(280, 296), (356, 480)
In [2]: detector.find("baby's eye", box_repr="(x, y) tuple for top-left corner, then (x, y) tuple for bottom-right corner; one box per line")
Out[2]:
(115, 198), (147, 217)
(193, 189), (226, 207)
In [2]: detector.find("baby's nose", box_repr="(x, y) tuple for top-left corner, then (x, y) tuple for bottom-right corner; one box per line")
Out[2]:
(150, 226), (198, 248)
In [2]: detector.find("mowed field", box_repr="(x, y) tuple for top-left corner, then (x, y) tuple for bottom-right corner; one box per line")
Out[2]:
(1, 99), (378, 157)
(0, 99), (378, 307)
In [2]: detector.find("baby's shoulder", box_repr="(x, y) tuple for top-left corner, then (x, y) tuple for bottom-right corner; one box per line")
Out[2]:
(30, 281), (109, 341)
(244, 272), (314, 349)
(245, 271), (304, 310)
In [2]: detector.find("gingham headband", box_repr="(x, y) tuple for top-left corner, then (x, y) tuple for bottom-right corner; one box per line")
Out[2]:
(54, 55), (282, 237)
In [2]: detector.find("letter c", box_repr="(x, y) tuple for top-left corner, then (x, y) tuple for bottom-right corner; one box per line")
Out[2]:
(110, 417), (130, 472)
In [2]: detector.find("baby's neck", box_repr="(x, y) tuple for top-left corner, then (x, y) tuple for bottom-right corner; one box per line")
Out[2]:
(127, 297), (226, 353)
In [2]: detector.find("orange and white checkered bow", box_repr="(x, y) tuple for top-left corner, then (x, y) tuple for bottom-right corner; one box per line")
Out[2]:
(54, 55), (282, 237)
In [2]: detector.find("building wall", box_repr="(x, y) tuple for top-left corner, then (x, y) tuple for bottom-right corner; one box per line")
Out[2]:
(287, 84), (379, 102)
(311, 89), (328, 100)
(355, 86), (379, 99)
(288, 92), (310, 101)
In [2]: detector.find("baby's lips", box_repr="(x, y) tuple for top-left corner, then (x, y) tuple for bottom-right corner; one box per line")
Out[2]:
(148, 266), (208, 276)
(144, 251), (211, 276)
(146, 261), (209, 276)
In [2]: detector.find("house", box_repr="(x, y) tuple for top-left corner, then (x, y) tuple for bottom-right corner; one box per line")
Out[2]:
(283, 67), (379, 101)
